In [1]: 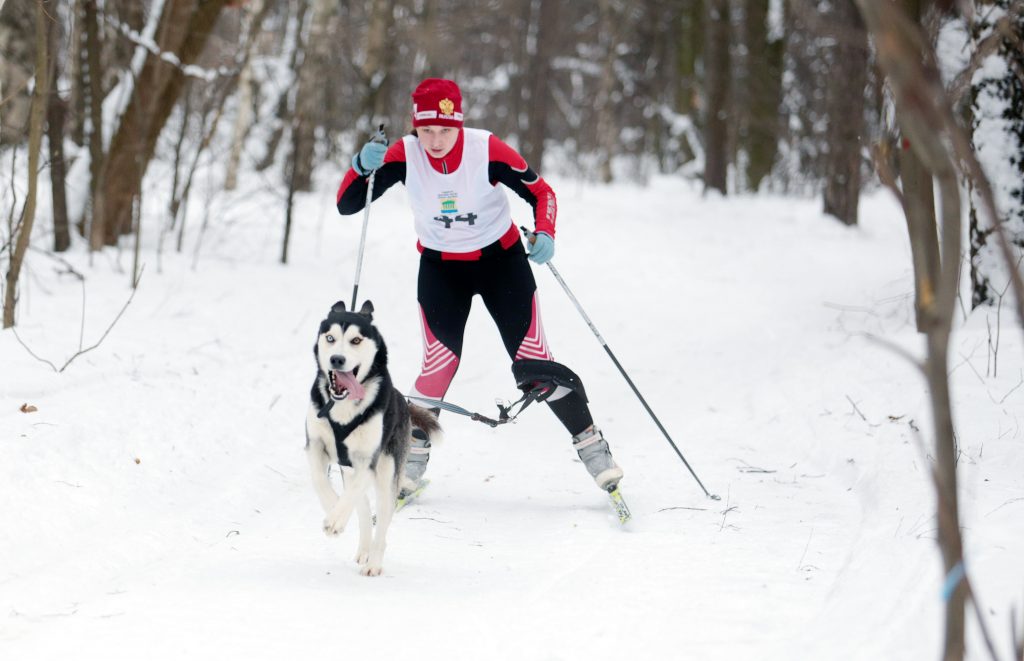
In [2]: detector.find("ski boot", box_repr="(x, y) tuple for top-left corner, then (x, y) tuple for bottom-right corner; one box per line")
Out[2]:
(399, 426), (432, 499)
(572, 425), (623, 491)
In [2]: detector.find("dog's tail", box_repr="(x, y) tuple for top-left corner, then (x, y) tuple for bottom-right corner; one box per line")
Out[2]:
(408, 402), (443, 445)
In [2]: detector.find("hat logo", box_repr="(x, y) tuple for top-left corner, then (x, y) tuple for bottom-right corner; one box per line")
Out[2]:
(439, 98), (455, 116)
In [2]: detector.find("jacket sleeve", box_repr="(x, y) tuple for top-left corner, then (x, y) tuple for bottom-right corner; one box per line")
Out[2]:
(335, 141), (407, 215)
(486, 134), (557, 238)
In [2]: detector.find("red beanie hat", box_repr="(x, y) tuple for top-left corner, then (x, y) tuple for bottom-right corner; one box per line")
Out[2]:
(411, 78), (464, 128)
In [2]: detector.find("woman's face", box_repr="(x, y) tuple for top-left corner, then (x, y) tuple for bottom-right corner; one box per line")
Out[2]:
(416, 125), (459, 158)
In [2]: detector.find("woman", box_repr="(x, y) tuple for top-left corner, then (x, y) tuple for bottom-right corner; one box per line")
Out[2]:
(336, 78), (623, 497)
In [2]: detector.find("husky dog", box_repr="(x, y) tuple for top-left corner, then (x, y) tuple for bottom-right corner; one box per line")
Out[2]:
(305, 300), (440, 576)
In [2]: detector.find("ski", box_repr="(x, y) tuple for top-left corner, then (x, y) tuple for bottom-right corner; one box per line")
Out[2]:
(396, 479), (430, 512)
(607, 487), (632, 524)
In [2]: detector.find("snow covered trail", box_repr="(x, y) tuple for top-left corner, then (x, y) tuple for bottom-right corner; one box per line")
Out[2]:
(2, 176), (1021, 660)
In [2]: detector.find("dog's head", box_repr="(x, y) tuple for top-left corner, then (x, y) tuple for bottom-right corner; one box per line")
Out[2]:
(314, 300), (381, 402)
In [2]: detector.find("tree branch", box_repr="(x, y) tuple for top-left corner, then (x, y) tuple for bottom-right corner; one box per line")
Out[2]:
(10, 269), (142, 374)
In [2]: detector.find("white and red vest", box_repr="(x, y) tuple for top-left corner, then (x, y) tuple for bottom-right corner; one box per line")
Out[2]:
(403, 128), (512, 253)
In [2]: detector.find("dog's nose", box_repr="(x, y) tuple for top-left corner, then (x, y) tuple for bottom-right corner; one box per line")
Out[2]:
(330, 355), (346, 370)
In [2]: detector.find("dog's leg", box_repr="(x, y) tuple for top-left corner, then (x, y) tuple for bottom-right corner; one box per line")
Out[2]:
(323, 463), (372, 536)
(306, 439), (338, 513)
(353, 494), (372, 565)
(362, 454), (398, 577)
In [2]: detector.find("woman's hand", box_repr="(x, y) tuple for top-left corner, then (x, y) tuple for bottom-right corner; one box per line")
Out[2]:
(352, 141), (388, 175)
(528, 232), (555, 265)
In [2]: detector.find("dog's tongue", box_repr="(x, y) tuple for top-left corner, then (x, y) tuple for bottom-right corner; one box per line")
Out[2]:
(336, 370), (366, 400)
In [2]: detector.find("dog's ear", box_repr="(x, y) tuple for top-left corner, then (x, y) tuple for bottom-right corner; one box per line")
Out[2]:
(359, 300), (374, 320)
(330, 301), (347, 314)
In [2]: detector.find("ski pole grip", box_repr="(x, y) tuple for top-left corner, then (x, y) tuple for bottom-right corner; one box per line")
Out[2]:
(371, 123), (388, 146)
(519, 225), (536, 245)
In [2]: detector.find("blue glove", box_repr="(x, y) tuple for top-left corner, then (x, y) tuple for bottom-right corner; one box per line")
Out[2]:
(352, 141), (387, 175)
(527, 232), (555, 265)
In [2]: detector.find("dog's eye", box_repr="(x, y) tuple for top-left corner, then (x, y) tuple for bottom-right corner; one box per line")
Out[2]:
(350, 337), (362, 345)
(325, 334), (335, 344)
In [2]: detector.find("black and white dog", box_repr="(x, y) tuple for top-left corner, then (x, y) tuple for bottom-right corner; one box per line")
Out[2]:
(305, 300), (440, 576)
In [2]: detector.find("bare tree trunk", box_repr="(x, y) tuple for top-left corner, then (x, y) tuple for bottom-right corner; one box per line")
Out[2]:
(167, 87), (192, 241)
(595, 0), (621, 183)
(823, 0), (867, 225)
(0, 0), (4, 147)
(410, 0), (435, 73)
(704, 0), (730, 194)
(256, 0), (308, 173)
(68, 0), (86, 147)
(677, 0), (703, 118)
(282, 0), (309, 264)
(744, 0), (783, 190)
(360, 0), (397, 128)
(4, 2), (48, 328)
(968, 0), (1024, 310)
(223, 59), (252, 191)
(84, 0), (107, 251)
(502, 0), (534, 141)
(46, 7), (70, 253)
(521, 0), (559, 171)
(169, 0), (271, 254)
(223, 0), (267, 191)
(107, 0), (146, 76)
(291, 0), (335, 192)
(100, 0), (230, 245)
(902, 140), (943, 331)
(282, 150), (297, 265)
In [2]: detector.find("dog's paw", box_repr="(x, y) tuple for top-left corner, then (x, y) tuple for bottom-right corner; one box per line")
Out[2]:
(322, 516), (345, 536)
(354, 549), (370, 565)
(360, 564), (383, 577)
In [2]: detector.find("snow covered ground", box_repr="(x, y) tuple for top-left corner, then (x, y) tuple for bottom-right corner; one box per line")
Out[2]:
(1, 170), (1022, 660)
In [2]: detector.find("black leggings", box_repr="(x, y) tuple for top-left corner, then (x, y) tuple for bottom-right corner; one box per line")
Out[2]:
(410, 243), (594, 436)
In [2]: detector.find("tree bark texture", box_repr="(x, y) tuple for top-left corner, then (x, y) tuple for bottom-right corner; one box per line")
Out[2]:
(0, 1), (34, 146)
(360, 0), (397, 130)
(677, 0), (703, 119)
(290, 0), (335, 192)
(0, 0), (5, 146)
(4, 2), (48, 328)
(822, 0), (867, 225)
(897, 0), (940, 333)
(99, 0), (230, 245)
(703, 0), (730, 194)
(595, 0), (621, 183)
(901, 139), (942, 332)
(68, 0), (86, 146)
(521, 0), (559, 172)
(968, 0), (1024, 310)
(223, 0), (266, 192)
(84, 0), (106, 250)
(744, 0), (783, 190)
(46, 6), (70, 252)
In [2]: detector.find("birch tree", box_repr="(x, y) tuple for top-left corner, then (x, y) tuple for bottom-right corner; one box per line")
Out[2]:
(968, 0), (1024, 311)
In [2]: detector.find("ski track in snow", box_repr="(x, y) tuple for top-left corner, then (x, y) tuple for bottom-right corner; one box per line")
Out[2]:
(1, 174), (1022, 660)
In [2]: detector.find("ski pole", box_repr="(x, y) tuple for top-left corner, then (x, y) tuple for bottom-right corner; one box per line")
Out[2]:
(351, 124), (388, 309)
(521, 227), (720, 500)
